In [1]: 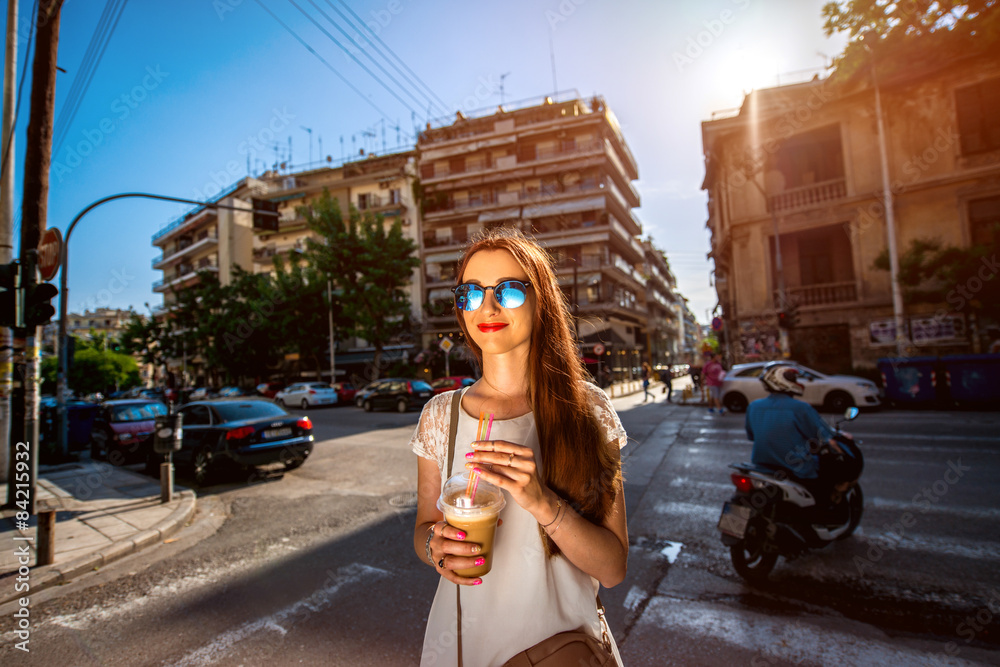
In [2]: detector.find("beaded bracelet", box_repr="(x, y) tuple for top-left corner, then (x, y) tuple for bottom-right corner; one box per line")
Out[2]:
(539, 498), (563, 528)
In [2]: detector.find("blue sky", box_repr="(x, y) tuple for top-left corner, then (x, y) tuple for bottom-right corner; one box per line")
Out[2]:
(2, 0), (847, 325)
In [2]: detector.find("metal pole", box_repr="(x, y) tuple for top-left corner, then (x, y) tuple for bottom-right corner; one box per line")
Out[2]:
(56, 193), (277, 454)
(871, 55), (906, 357)
(327, 279), (335, 384)
(1, 0), (18, 484)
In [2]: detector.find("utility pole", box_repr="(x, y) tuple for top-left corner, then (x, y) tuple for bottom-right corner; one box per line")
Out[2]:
(8, 0), (63, 512)
(1, 0), (19, 486)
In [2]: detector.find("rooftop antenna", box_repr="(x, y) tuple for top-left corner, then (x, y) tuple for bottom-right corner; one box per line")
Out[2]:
(288, 136), (292, 170)
(499, 72), (510, 106)
(301, 126), (313, 165)
(381, 118), (386, 151)
(318, 135), (323, 163)
(340, 135), (345, 161)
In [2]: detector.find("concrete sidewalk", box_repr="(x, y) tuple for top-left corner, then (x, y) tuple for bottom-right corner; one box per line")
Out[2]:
(0, 460), (196, 605)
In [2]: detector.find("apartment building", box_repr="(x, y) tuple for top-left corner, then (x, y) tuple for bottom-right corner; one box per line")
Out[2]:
(151, 150), (420, 383)
(642, 240), (681, 366)
(702, 47), (1000, 371)
(417, 94), (649, 378)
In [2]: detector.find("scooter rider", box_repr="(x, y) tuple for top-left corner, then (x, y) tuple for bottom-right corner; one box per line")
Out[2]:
(746, 364), (855, 513)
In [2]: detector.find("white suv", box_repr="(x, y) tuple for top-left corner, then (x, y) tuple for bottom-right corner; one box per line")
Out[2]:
(720, 361), (881, 413)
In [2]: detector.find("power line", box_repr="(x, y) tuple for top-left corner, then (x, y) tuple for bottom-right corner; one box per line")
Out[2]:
(285, 0), (418, 116)
(303, 0), (438, 116)
(52, 0), (130, 159)
(251, 0), (395, 120)
(331, 0), (448, 115)
(323, 0), (447, 116)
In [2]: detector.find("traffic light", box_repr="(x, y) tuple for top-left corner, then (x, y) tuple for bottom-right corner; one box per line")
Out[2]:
(0, 262), (20, 328)
(24, 281), (58, 327)
(777, 302), (799, 330)
(252, 198), (280, 231)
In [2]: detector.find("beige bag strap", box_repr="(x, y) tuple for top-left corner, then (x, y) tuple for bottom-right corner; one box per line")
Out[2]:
(448, 388), (464, 667)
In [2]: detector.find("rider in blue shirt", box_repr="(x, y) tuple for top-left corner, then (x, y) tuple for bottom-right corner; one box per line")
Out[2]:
(746, 365), (844, 504)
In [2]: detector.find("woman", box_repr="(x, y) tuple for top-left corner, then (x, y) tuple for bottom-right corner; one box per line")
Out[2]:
(410, 228), (628, 667)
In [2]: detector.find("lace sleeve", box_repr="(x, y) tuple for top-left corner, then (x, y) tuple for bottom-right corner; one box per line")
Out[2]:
(408, 390), (454, 473)
(581, 381), (628, 449)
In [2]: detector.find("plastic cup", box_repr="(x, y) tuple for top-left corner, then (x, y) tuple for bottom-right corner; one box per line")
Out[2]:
(437, 471), (506, 577)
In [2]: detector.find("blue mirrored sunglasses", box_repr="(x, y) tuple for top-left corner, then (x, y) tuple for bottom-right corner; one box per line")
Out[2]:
(452, 280), (532, 312)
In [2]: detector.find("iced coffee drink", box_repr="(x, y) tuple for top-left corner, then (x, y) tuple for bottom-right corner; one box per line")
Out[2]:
(438, 472), (506, 577)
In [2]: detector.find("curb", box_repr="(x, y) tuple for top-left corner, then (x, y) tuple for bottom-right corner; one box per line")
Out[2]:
(0, 490), (197, 606)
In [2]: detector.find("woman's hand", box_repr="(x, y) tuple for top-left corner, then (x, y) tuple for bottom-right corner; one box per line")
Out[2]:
(426, 520), (486, 587)
(464, 440), (555, 523)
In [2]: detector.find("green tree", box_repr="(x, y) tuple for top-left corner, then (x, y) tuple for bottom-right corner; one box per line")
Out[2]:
(41, 343), (140, 396)
(302, 191), (420, 379)
(823, 1), (1000, 77)
(269, 255), (330, 380)
(873, 237), (1000, 321)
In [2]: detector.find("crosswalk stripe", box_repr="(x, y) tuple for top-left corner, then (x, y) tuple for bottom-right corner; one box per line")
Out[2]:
(630, 597), (978, 666)
(651, 501), (1000, 562)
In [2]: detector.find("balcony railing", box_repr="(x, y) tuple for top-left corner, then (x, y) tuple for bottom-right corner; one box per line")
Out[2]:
(767, 178), (847, 213)
(777, 281), (857, 307)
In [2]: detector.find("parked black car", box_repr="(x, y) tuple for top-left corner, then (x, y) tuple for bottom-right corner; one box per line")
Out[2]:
(356, 378), (434, 413)
(91, 399), (169, 464)
(147, 398), (314, 485)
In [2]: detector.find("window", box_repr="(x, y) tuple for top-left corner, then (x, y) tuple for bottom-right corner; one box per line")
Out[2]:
(448, 156), (465, 174)
(181, 405), (211, 426)
(358, 193), (380, 210)
(956, 77), (1000, 155)
(736, 366), (765, 377)
(770, 125), (844, 189)
(389, 188), (401, 205)
(969, 195), (1000, 247)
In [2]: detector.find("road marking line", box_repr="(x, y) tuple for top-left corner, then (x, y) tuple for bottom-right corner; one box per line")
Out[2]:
(634, 597), (977, 666)
(169, 563), (389, 667)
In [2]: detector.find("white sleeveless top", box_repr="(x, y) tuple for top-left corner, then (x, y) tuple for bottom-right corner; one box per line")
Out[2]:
(409, 383), (627, 667)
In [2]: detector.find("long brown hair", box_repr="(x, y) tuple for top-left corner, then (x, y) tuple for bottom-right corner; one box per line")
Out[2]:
(454, 227), (621, 555)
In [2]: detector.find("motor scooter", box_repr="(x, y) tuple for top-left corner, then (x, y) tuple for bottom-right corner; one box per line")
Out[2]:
(717, 407), (864, 581)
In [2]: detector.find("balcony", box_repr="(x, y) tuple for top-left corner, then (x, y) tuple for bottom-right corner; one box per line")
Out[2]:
(152, 232), (219, 269)
(153, 258), (219, 293)
(767, 178), (847, 213)
(776, 281), (857, 307)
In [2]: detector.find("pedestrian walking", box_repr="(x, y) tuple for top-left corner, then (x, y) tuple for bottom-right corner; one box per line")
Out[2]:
(704, 351), (726, 414)
(660, 363), (673, 403)
(410, 228), (626, 667)
(641, 362), (653, 402)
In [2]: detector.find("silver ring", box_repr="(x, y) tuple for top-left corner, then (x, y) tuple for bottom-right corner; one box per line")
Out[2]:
(438, 558), (445, 569)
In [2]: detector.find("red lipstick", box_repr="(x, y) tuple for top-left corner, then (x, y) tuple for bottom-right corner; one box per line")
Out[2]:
(478, 323), (508, 333)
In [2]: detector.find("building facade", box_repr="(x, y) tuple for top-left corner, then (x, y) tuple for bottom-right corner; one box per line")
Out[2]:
(702, 48), (1000, 372)
(416, 94), (650, 379)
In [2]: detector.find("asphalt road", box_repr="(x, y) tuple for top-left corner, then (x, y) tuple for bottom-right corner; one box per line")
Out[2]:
(2, 391), (999, 666)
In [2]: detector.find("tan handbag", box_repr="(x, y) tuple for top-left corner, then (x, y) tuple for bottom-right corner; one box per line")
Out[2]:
(446, 391), (618, 667)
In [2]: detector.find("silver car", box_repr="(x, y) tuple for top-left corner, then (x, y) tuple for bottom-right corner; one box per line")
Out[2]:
(275, 382), (339, 409)
(720, 361), (881, 413)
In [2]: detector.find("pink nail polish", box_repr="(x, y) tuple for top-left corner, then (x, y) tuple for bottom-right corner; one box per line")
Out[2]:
(473, 467), (483, 474)
(465, 452), (474, 459)
(473, 579), (482, 585)
(456, 531), (466, 540)
(475, 557), (485, 566)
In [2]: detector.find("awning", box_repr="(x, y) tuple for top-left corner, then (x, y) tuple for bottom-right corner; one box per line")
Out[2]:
(478, 207), (521, 223)
(424, 249), (464, 263)
(522, 195), (605, 219)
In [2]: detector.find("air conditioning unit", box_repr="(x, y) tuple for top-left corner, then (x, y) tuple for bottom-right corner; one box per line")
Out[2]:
(283, 177), (297, 190)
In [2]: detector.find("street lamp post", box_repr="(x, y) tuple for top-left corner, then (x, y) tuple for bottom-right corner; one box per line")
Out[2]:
(56, 193), (276, 455)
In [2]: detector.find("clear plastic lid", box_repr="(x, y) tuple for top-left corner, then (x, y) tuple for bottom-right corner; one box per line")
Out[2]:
(437, 471), (506, 517)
